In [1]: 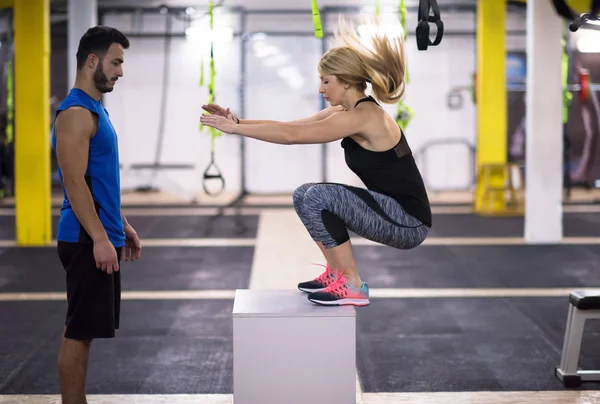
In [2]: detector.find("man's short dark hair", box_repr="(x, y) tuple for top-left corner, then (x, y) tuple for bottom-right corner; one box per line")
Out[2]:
(76, 26), (130, 70)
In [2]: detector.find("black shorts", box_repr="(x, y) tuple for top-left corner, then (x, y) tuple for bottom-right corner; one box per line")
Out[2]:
(57, 241), (123, 340)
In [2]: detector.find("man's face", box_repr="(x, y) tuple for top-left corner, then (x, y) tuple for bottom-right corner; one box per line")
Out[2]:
(94, 43), (125, 93)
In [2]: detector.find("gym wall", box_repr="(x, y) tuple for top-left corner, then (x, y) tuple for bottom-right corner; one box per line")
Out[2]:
(95, 7), (527, 196)
(97, 7), (480, 196)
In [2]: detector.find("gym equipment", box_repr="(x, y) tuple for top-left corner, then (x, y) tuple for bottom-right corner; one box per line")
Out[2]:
(503, 70), (595, 103)
(447, 69), (598, 110)
(580, 69), (590, 102)
(199, 0), (226, 196)
(548, 0), (600, 31)
(547, 0), (600, 30)
(233, 289), (356, 404)
(561, 37), (573, 123)
(569, 13), (600, 31)
(396, 0), (414, 129)
(415, 0), (444, 51)
(555, 290), (600, 387)
(100, 4), (472, 203)
(130, 8), (196, 195)
(311, 0), (323, 38)
(474, 162), (524, 216)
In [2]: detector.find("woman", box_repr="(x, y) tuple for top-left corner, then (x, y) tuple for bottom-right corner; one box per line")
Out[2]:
(200, 18), (431, 307)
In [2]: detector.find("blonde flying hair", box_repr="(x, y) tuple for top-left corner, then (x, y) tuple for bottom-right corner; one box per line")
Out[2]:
(318, 16), (406, 104)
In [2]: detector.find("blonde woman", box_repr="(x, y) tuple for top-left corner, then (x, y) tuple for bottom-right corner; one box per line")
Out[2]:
(201, 19), (431, 307)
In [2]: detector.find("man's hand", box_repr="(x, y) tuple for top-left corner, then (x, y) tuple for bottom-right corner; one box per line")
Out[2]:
(202, 103), (237, 123)
(94, 238), (120, 274)
(123, 224), (142, 262)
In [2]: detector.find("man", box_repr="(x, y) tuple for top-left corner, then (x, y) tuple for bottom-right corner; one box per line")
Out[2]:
(50, 26), (141, 404)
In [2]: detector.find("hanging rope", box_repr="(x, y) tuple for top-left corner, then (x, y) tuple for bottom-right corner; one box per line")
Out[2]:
(199, 0), (225, 196)
(396, 0), (414, 129)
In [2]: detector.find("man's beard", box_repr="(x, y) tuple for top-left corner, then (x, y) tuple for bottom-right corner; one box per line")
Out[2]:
(93, 63), (113, 93)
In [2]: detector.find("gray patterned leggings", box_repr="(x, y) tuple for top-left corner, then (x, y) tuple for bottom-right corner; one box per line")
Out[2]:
(293, 182), (430, 250)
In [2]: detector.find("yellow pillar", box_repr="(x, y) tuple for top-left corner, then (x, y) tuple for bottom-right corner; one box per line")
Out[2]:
(14, 0), (51, 246)
(474, 0), (507, 213)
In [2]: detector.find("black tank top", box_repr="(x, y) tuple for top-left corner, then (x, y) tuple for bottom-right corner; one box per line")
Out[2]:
(341, 96), (432, 227)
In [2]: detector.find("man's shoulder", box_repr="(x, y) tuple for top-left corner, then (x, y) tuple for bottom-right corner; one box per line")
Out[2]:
(54, 107), (97, 139)
(55, 106), (96, 124)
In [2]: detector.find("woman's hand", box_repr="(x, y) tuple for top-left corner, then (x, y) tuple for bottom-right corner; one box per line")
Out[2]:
(200, 114), (237, 134)
(202, 103), (238, 123)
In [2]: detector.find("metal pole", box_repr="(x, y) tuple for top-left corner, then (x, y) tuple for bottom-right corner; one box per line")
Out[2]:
(564, 29), (573, 199)
(71, 4), (479, 14)
(117, 30), (526, 39)
(239, 8), (247, 198)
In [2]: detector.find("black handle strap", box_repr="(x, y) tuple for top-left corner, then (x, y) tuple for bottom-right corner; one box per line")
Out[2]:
(416, 0), (444, 51)
(202, 150), (225, 196)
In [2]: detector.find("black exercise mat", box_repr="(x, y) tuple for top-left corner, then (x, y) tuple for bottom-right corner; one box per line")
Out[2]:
(356, 296), (600, 392)
(353, 244), (600, 289)
(0, 214), (258, 240)
(0, 299), (234, 394)
(428, 212), (600, 238)
(0, 246), (254, 293)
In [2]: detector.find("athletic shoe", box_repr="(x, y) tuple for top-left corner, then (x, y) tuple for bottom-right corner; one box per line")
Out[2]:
(307, 270), (370, 307)
(297, 263), (337, 293)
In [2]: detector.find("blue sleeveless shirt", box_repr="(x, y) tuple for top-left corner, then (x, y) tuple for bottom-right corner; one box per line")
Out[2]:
(51, 88), (125, 247)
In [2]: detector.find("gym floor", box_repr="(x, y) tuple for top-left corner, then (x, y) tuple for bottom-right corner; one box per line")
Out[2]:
(1, 191), (600, 403)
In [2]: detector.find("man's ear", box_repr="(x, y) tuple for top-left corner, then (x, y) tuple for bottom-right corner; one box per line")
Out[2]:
(86, 53), (99, 69)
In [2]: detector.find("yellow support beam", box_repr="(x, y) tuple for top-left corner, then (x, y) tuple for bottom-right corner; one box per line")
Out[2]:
(474, 0), (507, 214)
(14, 0), (51, 246)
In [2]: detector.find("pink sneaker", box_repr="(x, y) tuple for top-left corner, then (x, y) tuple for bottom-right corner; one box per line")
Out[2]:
(307, 270), (370, 307)
(297, 264), (338, 293)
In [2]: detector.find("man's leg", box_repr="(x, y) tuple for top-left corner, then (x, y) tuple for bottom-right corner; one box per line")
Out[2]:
(58, 328), (92, 404)
(56, 241), (121, 404)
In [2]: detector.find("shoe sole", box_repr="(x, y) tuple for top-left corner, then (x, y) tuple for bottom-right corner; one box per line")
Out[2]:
(298, 286), (326, 293)
(308, 297), (370, 307)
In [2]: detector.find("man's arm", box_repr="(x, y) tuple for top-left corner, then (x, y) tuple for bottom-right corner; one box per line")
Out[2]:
(121, 211), (129, 228)
(238, 105), (345, 125)
(55, 107), (108, 243)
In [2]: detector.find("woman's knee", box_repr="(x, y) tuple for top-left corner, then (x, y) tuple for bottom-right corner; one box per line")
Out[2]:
(302, 183), (337, 209)
(292, 182), (316, 206)
(393, 226), (430, 250)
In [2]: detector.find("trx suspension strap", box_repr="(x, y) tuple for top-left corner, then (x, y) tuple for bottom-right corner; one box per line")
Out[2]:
(200, 0), (225, 196)
(561, 37), (572, 124)
(400, 0), (409, 84)
(396, 0), (414, 129)
(415, 0), (444, 51)
(312, 0), (323, 38)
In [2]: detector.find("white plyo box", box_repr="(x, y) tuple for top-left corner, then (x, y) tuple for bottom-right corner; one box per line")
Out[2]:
(232, 289), (356, 404)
